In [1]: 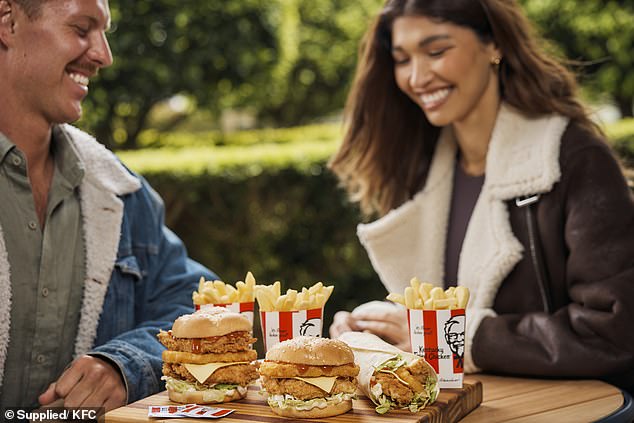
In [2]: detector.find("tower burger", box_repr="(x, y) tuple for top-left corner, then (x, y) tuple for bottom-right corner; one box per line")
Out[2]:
(259, 336), (359, 418)
(157, 307), (258, 403)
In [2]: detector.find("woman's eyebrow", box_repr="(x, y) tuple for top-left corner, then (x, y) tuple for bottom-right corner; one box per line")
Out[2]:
(392, 34), (451, 53)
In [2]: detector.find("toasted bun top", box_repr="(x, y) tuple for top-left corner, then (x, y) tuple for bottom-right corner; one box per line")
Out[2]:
(265, 336), (354, 366)
(172, 308), (251, 338)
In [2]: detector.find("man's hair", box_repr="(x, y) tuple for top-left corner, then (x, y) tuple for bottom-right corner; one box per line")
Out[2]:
(13, 0), (46, 19)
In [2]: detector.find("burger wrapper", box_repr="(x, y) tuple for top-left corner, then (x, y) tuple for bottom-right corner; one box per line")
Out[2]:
(260, 308), (323, 351)
(338, 332), (438, 413)
(408, 308), (465, 388)
(196, 302), (255, 325)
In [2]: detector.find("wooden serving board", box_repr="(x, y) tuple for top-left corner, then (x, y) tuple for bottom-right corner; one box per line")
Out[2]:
(106, 379), (482, 423)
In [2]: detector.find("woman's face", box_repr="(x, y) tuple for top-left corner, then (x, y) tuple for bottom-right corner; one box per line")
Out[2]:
(391, 15), (500, 127)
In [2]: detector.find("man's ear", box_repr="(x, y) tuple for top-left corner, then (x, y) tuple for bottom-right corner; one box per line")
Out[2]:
(0, 0), (16, 48)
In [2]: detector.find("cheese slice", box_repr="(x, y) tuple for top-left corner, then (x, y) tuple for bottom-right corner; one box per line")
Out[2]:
(184, 362), (249, 384)
(292, 376), (338, 394)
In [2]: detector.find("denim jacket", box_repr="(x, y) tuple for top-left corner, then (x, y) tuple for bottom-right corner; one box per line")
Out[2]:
(0, 125), (216, 403)
(90, 177), (215, 403)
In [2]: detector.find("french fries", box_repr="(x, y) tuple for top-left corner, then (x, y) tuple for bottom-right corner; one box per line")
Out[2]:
(386, 277), (469, 310)
(192, 271), (256, 305)
(255, 281), (334, 312)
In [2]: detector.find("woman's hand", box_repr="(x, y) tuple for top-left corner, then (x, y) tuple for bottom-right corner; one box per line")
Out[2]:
(330, 301), (411, 351)
(329, 310), (357, 338)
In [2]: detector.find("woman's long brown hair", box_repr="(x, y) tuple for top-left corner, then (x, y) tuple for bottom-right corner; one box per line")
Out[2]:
(329, 0), (600, 217)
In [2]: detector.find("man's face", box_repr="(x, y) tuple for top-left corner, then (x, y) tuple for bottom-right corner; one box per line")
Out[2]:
(6, 0), (113, 125)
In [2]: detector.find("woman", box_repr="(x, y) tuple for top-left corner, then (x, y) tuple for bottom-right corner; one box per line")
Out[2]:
(329, 0), (634, 391)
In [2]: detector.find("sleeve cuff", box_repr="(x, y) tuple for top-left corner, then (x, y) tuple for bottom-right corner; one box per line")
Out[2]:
(87, 352), (130, 405)
(464, 307), (496, 373)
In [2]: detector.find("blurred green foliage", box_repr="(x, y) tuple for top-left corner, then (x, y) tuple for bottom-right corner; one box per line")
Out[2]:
(256, 0), (382, 126)
(605, 118), (634, 167)
(77, 1), (633, 147)
(137, 123), (341, 149)
(79, 0), (279, 149)
(78, 0), (382, 149)
(520, 0), (634, 116)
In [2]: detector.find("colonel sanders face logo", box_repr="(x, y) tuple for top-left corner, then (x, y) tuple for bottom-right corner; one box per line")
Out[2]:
(444, 315), (465, 358)
(299, 318), (322, 337)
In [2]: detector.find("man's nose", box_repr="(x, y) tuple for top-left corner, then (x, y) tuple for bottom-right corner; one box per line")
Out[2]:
(88, 31), (113, 68)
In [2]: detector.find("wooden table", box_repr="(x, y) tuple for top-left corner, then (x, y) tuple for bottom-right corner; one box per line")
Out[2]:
(462, 374), (625, 422)
(105, 375), (625, 422)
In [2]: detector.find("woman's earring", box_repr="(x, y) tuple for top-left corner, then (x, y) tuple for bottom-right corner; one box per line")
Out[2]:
(491, 56), (501, 66)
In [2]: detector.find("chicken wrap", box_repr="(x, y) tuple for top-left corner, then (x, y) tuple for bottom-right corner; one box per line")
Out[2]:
(338, 332), (438, 414)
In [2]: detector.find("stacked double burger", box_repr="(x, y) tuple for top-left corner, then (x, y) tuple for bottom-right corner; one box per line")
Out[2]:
(157, 307), (259, 403)
(259, 336), (359, 418)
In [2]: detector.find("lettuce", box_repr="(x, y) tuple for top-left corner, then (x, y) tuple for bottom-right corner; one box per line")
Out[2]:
(266, 392), (356, 411)
(370, 356), (438, 414)
(161, 376), (247, 402)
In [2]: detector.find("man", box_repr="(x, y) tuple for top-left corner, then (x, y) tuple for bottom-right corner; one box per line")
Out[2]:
(0, 0), (215, 410)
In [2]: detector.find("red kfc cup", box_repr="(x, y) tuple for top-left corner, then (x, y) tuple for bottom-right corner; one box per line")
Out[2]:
(260, 308), (324, 352)
(408, 308), (465, 388)
(196, 302), (255, 326)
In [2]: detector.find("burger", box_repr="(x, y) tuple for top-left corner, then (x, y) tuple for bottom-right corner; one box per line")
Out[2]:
(157, 307), (259, 403)
(259, 336), (359, 418)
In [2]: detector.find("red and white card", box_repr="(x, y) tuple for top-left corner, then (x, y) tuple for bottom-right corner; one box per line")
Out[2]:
(148, 404), (234, 418)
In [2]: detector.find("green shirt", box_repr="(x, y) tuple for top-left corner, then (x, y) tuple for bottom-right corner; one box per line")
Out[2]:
(0, 127), (85, 407)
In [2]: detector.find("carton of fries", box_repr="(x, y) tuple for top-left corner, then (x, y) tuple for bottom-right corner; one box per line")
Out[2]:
(255, 281), (334, 351)
(192, 272), (256, 325)
(387, 278), (469, 389)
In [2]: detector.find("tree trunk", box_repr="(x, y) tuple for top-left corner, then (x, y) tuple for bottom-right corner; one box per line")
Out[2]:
(122, 102), (153, 150)
(615, 94), (633, 118)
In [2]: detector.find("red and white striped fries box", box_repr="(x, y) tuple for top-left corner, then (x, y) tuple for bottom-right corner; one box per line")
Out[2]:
(260, 308), (323, 352)
(408, 308), (466, 388)
(196, 302), (255, 325)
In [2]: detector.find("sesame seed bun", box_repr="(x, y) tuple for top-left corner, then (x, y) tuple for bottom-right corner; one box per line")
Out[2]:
(265, 336), (355, 366)
(171, 308), (251, 338)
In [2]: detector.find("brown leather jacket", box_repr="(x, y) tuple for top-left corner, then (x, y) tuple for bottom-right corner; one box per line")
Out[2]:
(474, 122), (634, 391)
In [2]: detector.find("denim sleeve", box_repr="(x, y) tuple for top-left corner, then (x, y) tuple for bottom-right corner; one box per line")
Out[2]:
(90, 177), (217, 403)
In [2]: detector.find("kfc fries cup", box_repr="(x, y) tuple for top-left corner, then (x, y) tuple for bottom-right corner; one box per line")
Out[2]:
(387, 278), (470, 389)
(192, 272), (257, 325)
(260, 307), (324, 351)
(196, 301), (255, 325)
(408, 308), (465, 388)
(255, 281), (334, 352)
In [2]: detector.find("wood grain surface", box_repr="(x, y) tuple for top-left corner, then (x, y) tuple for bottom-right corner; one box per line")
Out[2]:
(461, 374), (624, 423)
(106, 379), (482, 422)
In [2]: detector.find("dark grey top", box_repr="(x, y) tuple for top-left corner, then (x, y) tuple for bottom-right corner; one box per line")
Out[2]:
(444, 160), (485, 288)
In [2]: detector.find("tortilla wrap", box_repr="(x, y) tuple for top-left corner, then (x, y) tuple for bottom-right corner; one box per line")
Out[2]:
(338, 332), (438, 413)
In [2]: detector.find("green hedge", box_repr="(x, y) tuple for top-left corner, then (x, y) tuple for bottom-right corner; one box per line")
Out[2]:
(137, 123), (342, 149)
(127, 163), (387, 350)
(118, 118), (634, 351)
